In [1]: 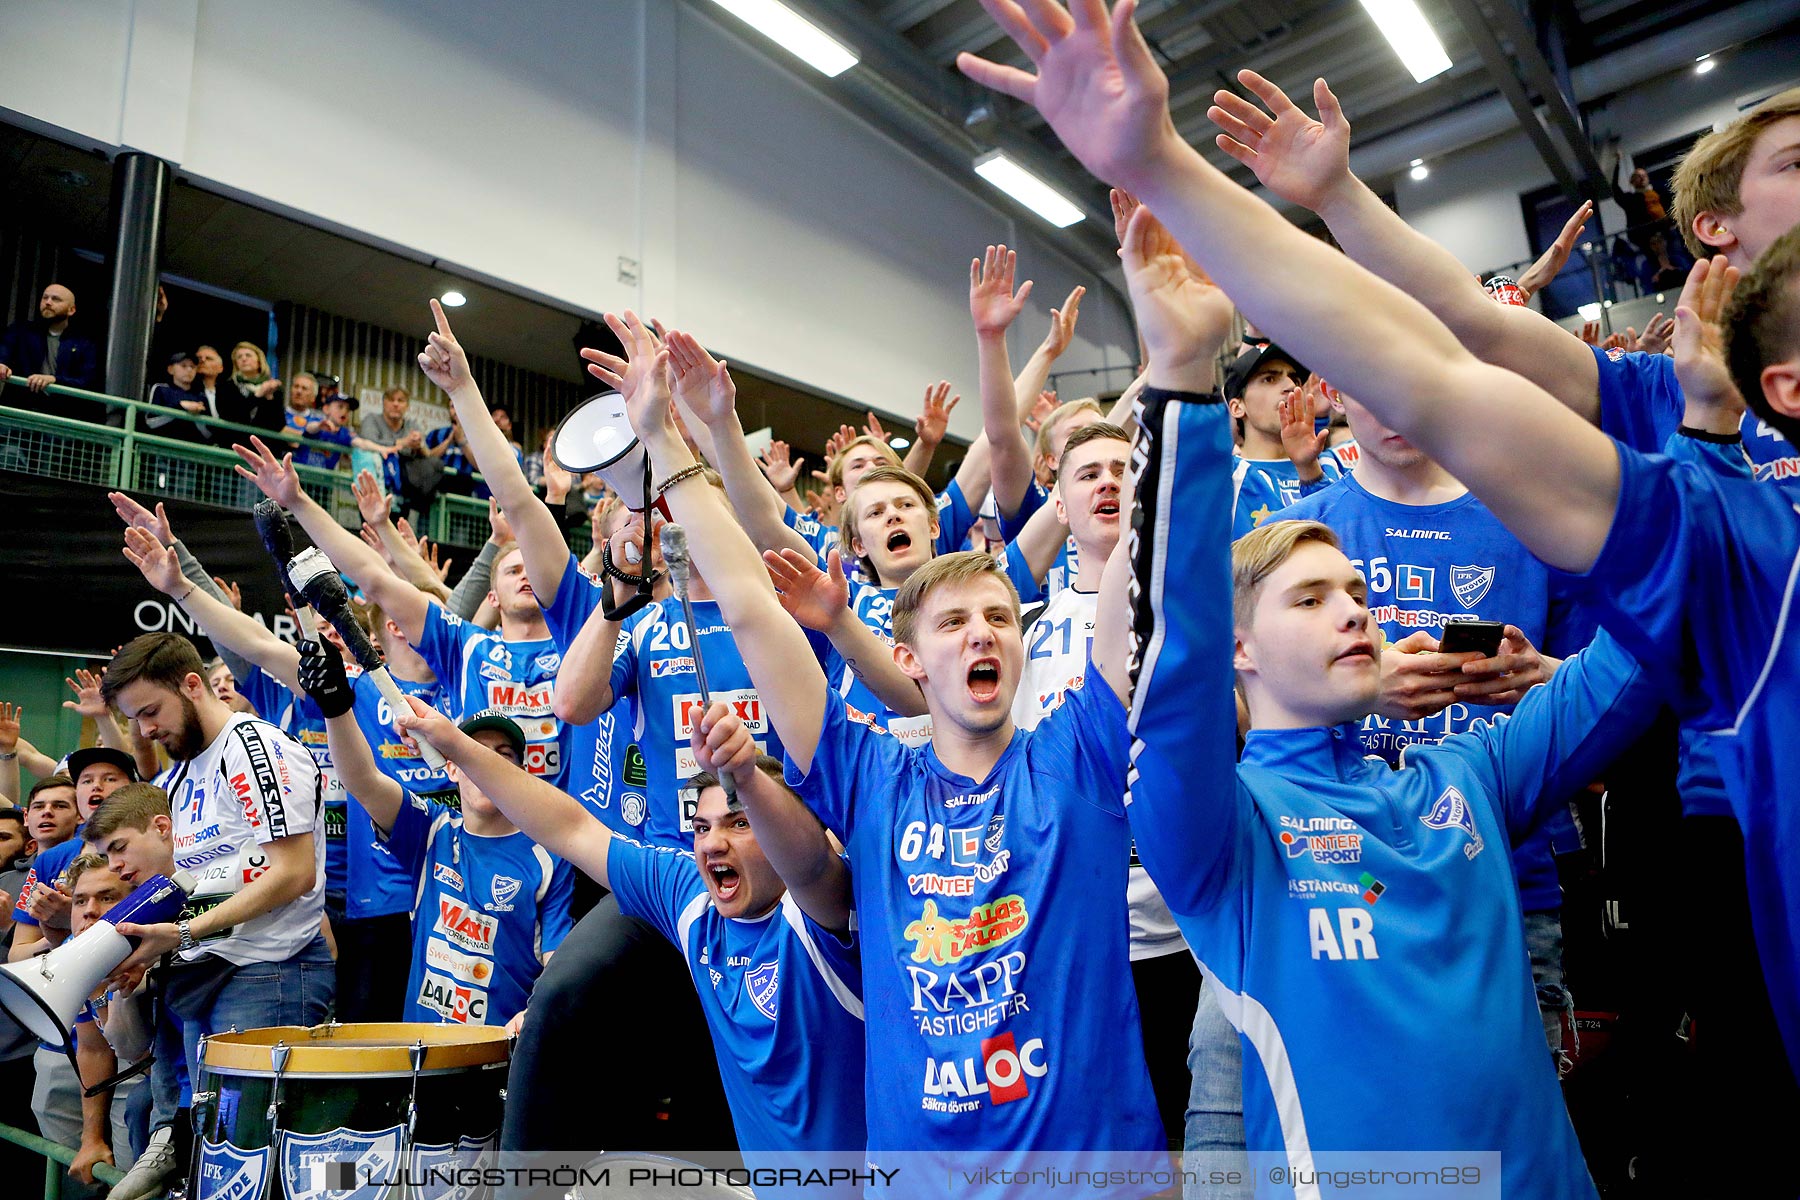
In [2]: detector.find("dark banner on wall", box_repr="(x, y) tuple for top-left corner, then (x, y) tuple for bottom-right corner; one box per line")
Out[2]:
(0, 471), (475, 659)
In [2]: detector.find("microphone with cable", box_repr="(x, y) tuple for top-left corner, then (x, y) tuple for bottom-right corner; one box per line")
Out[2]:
(251, 499), (321, 641)
(286, 546), (447, 771)
(659, 523), (739, 811)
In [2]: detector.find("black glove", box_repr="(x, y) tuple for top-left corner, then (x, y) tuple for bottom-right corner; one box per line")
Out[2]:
(297, 638), (354, 718)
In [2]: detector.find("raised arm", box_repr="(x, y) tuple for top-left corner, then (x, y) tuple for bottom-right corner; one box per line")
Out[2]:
(120, 527), (303, 694)
(416, 301), (572, 604)
(903, 383), (959, 480)
(692, 699), (850, 934)
(62, 670), (132, 757)
(1211, 70), (1609, 421)
(764, 549), (928, 717)
(111, 491), (260, 686)
(584, 314), (829, 773)
(396, 695), (616, 883)
(664, 331), (815, 560)
(1012, 284), (1085, 424)
(972, 246), (1039, 518)
(233, 437), (432, 641)
(960, 2), (1620, 572)
(303, 640), (406, 831)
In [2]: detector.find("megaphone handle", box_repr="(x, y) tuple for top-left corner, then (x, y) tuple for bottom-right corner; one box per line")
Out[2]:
(294, 605), (320, 643)
(371, 669), (448, 770)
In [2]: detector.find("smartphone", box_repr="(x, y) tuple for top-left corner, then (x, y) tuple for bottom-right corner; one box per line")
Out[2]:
(1439, 620), (1505, 657)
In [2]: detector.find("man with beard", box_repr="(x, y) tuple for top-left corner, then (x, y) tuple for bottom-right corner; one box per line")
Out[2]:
(98, 633), (331, 1092)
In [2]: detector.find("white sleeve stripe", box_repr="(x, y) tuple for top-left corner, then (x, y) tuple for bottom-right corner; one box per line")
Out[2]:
(1195, 958), (1319, 1199)
(532, 846), (555, 902)
(780, 894), (863, 1021)
(673, 892), (710, 987)
(232, 723), (292, 838)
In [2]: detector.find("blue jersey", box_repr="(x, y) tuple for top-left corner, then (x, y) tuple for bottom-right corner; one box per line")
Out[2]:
(1230, 450), (1346, 540)
(1280, 473), (1584, 910)
(786, 480), (979, 565)
(817, 576), (933, 749)
(992, 482), (1083, 599)
(1592, 344), (1683, 454)
(1569, 438), (1800, 1075)
(237, 666), (346, 895)
(384, 792), (573, 1027)
(11, 835), (82, 931)
(1122, 386), (1655, 1196)
(1743, 413), (1800, 496)
(538, 555), (645, 834)
(417, 603), (567, 788)
(786, 684), (1163, 1191)
(344, 671), (458, 918)
(610, 598), (784, 850)
(608, 838), (866, 1171)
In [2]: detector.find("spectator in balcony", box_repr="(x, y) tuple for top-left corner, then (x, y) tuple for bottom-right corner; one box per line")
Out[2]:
(523, 426), (553, 491)
(145, 350), (206, 441)
(223, 342), (284, 432)
(359, 386), (434, 523)
(0, 282), (99, 399)
(424, 405), (475, 494)
(491, 404), (525, 461)
(188, 345), (228, 444)
(297, 386), (356, 471)
(283, 372), (323, 444)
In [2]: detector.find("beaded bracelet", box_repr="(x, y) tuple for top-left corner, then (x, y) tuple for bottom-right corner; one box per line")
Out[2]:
(654, 463), (707, 499)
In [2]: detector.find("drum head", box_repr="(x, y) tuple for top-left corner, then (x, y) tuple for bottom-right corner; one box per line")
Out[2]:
(202, 1022), (510, 1077)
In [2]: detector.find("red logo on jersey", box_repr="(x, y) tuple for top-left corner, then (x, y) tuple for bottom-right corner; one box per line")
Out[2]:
(980, 1032), (1044, 1105)
(228, 773), (264, 829)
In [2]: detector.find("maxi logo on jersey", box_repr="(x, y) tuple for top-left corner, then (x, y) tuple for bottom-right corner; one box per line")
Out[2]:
(434, 899), (498, 955)
(1277, 815), (1364, 864)
(921, 1031), (1049, 1114)
(903, 896), (1030, 965)
(672, 690), (770, 801)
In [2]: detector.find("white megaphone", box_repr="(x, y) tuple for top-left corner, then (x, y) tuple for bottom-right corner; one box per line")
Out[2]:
(551, 390), (650, 511)
(0, 870), (193, 1048)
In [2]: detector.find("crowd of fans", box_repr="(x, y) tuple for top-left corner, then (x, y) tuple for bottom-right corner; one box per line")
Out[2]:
(0, 7), (1797, 1199)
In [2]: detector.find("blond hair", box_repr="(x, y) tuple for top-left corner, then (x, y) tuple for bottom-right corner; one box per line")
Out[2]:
(838, 464), (938, 582)
(1671, 88), (1800, 259)
(1231, 520), (1342, 632)
(63, 852), (118, 892)
(1033, 397), (1103, 468)
(230, 341), (270, 378)
(826, 435), (901, 491)
(892, 550), (1020, 649)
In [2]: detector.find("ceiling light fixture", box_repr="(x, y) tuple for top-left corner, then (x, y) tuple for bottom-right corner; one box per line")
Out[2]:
(1578, 302), (1603, 321)
(708, 0), (858, 77)
(973, 151), (1085, 228)
(440, 291), (467, 308)
(889, 437), (911, 450)
(1695, 54), (1716, 75)
(1409, 158), (1430, 181)
(1358, 0), (1453, 83)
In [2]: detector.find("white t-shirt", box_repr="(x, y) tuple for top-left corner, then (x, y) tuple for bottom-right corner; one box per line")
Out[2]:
(160, 713), (325, 966)
(1014, 587), (1185, 962)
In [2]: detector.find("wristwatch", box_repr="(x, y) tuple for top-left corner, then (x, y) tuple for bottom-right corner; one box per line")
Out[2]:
(177, 917), (196, 953)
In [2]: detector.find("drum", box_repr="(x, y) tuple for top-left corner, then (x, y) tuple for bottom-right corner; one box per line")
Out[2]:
(193, 1022), (509, 1200)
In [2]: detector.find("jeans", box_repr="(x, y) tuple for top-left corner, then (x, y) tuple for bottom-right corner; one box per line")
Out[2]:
(1184, 981), (1251, 1200)
(1523, 907), (1573, 1075)
(164, 937), (335, 1105)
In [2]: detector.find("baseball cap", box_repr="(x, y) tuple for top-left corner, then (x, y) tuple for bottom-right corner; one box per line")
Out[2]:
(1224, 342), (1309, 400)
(166, 350), (197, 366)
(64, 747), (140, 785)
(459, 710), (525, 757)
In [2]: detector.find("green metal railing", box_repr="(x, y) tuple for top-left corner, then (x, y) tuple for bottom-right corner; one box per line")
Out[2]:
(0, 1120), (127, 1199)
(0, 378), (589, 555)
